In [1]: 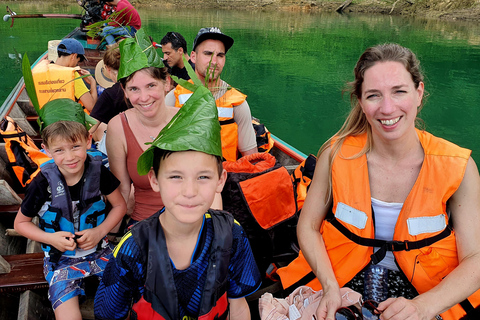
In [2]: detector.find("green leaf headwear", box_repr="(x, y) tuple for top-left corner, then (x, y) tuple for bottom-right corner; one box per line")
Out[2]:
(117, 28), (164, 80)
(137, 70), (222, 175)
(38, 99), (97, 132)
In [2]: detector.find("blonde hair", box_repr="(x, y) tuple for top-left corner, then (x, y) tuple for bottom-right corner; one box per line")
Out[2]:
(318, 43), (425, 200)
(42, 121), (89, 148)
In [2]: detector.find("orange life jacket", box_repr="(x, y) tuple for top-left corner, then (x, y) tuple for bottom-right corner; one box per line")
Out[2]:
(278, 130), (480, 320)
(0, 116), (51, 190)
(291, 154), (316, 211)
(32, 60), (77, 108)
(252, 119), (274, 153)
(174, 82), (246, 162)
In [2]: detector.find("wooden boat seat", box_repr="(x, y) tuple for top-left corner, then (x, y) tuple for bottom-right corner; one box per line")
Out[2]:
(0, 252), (47, 293)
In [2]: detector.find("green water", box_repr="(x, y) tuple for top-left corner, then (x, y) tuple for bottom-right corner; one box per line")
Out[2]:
(2, 3), (480, 158)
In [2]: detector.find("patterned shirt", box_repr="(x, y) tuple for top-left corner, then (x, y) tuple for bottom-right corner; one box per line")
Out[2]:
(94, 211), (261, 319)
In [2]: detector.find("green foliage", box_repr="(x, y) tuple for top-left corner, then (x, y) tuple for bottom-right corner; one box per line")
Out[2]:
(137, 85), (222, 175)
(117, 28), (164, 80)
(38, 99), (97, 132)
(21, 53), (40, 115)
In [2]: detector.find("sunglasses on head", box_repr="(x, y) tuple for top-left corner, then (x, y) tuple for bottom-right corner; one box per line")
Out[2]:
(335, 300), (381, 320)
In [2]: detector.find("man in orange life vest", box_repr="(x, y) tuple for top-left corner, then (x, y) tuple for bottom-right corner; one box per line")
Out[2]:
(32, 38), (97, 112)
(165, 27), (258, 162)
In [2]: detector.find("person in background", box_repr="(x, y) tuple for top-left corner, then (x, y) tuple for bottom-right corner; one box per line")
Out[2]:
(101, 0), (141, 46)
(14, 117), (126, 320)
(165, 27), (257, 162)
(94, 66), (261, 320)
(160, 31), (194, 81)
(278, 43), (480, 320)
(90, 44), (128, 146)
(32, 38), (97, 112)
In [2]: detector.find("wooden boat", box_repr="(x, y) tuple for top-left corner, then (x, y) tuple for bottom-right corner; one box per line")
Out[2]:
(0, 26), (306, 320)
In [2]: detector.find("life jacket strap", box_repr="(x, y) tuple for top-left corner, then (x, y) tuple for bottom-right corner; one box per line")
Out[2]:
(219, 118), (235, 126)
(328, 217), (452, 264)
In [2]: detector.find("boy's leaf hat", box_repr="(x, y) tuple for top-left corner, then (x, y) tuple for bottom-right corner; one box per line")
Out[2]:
(117, 28), (164, 80)
(21, 53), (96, 131)
(137, 57), (222, 176)
(38, 99), (97, 132)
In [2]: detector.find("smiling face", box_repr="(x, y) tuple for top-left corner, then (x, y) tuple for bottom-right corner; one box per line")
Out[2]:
(162, 42), (184, 68)
(123, 68), (167, 117)
(148, 151), (226, 227)
(191, 39), (226, 84)
(43, 136), (91, 183)
(359, 61), (424, 143)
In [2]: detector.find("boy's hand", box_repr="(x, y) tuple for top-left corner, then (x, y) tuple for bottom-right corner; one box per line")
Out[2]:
(75, 228), (104, 250)
(77, 68), (96, 86)
(50, 232), (77, 252)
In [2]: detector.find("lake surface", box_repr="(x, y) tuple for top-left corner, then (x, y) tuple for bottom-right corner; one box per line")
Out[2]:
(2, 3), (480, 158)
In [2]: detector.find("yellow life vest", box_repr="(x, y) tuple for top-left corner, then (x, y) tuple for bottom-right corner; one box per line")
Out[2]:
(174, 82), (246, 162)
(32, 60), (77, 108)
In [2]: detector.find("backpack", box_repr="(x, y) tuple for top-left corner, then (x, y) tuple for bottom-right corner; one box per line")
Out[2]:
(291, 154), (317, 212)
(0, 116), (51, 192)
(222, 153), (298, 278)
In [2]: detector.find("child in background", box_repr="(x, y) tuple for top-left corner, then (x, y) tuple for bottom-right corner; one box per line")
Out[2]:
(94, 39), (261, 318)
(14, 118), (126, 320)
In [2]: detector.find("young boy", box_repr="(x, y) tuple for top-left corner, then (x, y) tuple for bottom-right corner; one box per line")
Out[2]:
(14, 120), (126, 320)
(94, 34), (261, 319)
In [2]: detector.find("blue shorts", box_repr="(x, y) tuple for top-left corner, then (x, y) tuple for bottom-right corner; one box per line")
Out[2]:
(43, 245), (113, 310)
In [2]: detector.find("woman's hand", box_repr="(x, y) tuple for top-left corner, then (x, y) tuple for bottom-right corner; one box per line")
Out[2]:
(378, 297), (433, 320)
(316, 288), (343, 320)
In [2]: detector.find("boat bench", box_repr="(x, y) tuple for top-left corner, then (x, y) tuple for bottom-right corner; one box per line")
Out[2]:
(0, 252), (47, 292)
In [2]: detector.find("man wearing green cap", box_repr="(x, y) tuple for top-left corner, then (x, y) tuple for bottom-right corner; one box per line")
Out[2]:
(94, 62), (261, 319)
(166, 27), (258, 162)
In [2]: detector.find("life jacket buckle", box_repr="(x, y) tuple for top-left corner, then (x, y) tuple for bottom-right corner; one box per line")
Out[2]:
(391, 240), (410, 251)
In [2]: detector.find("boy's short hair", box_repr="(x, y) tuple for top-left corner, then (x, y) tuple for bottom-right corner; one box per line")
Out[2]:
(152, 148), (223, 178)
(42, 121), (90, 148)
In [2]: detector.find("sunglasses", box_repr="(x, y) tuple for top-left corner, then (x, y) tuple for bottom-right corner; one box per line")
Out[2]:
(335, 300), (381, 320)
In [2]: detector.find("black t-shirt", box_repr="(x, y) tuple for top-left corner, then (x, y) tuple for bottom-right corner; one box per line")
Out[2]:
(90, 82), (129, 124)
(21, 165), (120, 218)
(170, 60), (195, 81)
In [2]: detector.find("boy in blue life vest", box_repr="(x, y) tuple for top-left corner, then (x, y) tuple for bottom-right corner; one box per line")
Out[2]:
(14, 101), (127, 320)
(94, 33), (261, 320)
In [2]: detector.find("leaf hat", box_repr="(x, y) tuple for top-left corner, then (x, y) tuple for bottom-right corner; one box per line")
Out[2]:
(137, 58), (222, 175)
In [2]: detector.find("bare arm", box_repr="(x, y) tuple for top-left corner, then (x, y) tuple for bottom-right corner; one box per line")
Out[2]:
(77, 68), (97, 112)
(297, 147), (342, 320)
(106, 115), (132, 206)
(14, 209), (76, 252)
(228, 297), (250, 320)
(379, 157), (480, 320)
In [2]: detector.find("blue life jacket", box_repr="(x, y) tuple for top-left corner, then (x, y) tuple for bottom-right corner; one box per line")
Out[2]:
(39, 151), (106, 256)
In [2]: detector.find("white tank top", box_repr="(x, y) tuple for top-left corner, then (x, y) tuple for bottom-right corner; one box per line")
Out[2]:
(372, 197), (402, 271)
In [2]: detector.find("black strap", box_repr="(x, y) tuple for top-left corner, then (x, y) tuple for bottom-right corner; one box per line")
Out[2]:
(329, 217), (452, 264)
(0, 131), (27, 139)
(282, 271), (317, 296)
(219, 118), (235, 126)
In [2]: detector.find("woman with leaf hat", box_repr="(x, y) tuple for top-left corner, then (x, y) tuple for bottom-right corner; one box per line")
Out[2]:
(106, 29), (178, 223)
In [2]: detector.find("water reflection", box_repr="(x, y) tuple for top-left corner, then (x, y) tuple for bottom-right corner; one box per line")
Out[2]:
(1, 3), (480, 158)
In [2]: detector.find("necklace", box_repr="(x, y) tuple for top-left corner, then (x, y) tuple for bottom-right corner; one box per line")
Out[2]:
(137, 116), (156, 141)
